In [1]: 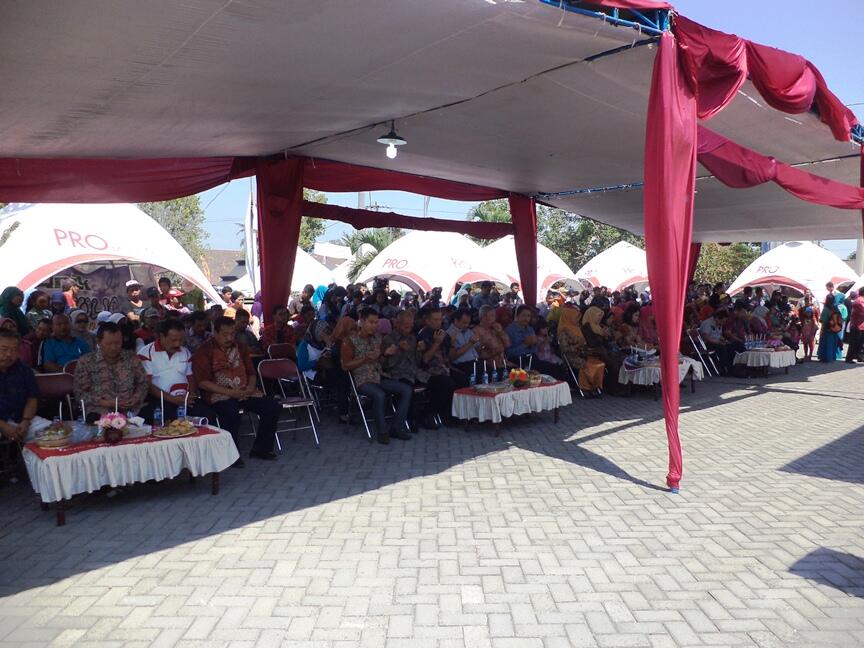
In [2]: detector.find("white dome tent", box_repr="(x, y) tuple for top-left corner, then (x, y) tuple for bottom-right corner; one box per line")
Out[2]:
(0, 203), (223, 303)
(481, 235), (579, 294)
(575, 241), (649, 292)
(357, 231), (508, 300)
(727, 241), (857, 298)
(231, 246), (337, 296)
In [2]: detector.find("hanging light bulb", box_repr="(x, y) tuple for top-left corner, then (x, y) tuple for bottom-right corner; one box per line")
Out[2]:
(377, 120), (406, 159)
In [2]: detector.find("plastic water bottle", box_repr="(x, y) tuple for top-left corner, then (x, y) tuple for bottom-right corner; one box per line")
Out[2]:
(481, 370), (489, 385)
(176, 404), (187, 420)
(154, 408), (163, 427)
(468, 373), (476, 387)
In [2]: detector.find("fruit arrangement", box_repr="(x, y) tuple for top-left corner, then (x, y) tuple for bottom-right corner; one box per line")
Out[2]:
(508, 368), (530, 388)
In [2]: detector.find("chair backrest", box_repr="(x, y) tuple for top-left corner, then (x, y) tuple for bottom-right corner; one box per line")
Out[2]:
(257, 358), (304, 398)
(63, 360), (77, 376)
(267, 343), (296, 359)
(35, 372), (75, 400)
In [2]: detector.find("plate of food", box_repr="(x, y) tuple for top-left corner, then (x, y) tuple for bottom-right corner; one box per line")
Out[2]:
(35, 423), (72, 448)
(474, 382), (513, 394)
(153, 419), (197, 438)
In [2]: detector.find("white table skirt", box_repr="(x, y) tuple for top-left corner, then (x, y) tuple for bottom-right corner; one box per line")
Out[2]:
(452, 381), (572, 424)
(23, 427), (239, 503)
(733, 349), (797, 369)
(618, 356), (704, 386)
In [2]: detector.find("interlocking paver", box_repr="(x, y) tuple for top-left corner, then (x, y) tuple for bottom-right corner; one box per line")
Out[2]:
(1, 361), (863, 647)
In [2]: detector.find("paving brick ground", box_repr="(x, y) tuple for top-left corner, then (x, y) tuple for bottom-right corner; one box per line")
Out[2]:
(1, 361), (862, 647)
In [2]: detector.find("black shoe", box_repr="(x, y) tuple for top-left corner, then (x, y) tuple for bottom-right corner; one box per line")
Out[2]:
(391, 430), (411, 441)
(231, 457), (246, 468)
(377, 434), (390, 445)
(249, 449), (278, 460)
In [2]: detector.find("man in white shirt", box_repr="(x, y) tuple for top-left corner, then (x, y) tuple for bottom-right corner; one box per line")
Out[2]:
(698, 309), (739, 375)
(137, 319), (216, 425)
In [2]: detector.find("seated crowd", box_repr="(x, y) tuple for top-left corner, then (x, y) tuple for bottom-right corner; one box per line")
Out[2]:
(2, 275), (863, 460)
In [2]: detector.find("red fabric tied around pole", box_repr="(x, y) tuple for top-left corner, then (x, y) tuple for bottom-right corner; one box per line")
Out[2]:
(256, 160), (304, 321)
(643, 31), (696, 490)
(301, 201), (512, 240)
(0, 157), (254, 203)
(698, 126), (864, 209)
(674, 16), (858, 141)
(508, 194), (538, 308)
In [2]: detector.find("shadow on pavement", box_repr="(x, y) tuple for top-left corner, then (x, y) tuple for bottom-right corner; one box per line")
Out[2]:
(779, 426), (864, 485)
(790, 547), (864, 597)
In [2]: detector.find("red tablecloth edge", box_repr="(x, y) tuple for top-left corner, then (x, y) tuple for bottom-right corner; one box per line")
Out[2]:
(454, 381), (565, 399)
(26, 427), (218, 461)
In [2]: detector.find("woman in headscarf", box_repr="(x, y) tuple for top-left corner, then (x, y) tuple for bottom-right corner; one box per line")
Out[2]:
(311, 285), (328, 309)
(582, 299), (625, 395)
(834, 293), (849, 360)
(637, 303), (658, 346)
(557, 306), (604, 394)
(816, 294), (842, 363)
(0, 286), (32, 336)
(24, 290), (52, 328)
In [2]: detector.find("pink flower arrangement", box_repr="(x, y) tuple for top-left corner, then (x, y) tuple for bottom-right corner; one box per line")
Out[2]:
(97, 412), (127, 431)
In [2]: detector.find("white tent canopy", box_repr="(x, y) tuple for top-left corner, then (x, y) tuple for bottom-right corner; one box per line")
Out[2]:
(0, 203), (223, 303)
(481, 235), (579, 295)
(849, 273), (864, 296)
(1, 2), (859, 242)
(230, 246), (337, 296)
(575, 241), (649, 293)
(357, 231), (507, 299)
(727, 241), (858, 298)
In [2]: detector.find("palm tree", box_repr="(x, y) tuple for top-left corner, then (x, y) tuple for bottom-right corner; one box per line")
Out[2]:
(466, 199), (512, 246)
(339, 227), (403, 281)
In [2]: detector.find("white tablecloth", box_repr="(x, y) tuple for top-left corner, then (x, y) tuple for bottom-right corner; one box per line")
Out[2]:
(618, 356), (704, 386)
(733, 349), (797, 369)
(452, 381), (572, 424)
(23, 427), (239, 503)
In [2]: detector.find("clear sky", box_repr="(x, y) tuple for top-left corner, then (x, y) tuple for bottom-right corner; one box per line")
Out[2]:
(199, 0), (863, 259)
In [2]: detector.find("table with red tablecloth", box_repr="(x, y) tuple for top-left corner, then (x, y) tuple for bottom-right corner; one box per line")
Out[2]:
(451, 381), (572, 426)
(23, 426), (239, 525)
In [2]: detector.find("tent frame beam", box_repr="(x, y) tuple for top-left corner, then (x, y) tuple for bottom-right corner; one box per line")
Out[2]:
(537, 0), (668, 37)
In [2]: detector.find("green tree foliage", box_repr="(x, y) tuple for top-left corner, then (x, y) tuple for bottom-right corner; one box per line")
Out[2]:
(467, 199), (642, 271)
(339, 227), (404, 281)
(138, 196), (209, 263)
(692, 243), (761, 285)
(299, 189), (327, 252)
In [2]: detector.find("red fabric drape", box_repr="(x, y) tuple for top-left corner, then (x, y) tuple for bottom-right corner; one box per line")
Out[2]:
(256, 160), (304, 321)
(302, 158), (506, 201)
(508, 194), (538, 308)
(301, 201), (513, 239)
(697, 126), (864, 209)
(0, 157), (254, 203)
(674, 16), (858, 141)
(643, 31), (697, 491)
(687, 243), (702, 286)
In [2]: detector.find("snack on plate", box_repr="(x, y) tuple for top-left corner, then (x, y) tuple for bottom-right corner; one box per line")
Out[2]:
(36, 423), (72, 448)
(155, 419), (197, 437)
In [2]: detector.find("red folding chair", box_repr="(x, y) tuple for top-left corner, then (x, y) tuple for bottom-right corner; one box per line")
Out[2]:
(267, 343), (296, 360)
(62, 360), (77, 376)
(257, 359), (319, 448)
